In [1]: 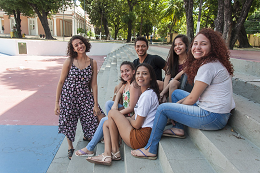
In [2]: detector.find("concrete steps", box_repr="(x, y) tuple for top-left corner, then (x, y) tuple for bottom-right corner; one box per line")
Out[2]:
(48, 44), (260, 173)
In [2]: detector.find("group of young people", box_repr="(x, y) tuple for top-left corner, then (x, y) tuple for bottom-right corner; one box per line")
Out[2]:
(54, 28), (235, 165)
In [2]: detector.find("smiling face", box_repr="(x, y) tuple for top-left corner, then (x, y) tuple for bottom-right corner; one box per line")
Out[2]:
(135, 66), (151, 90)
(120, 64), (135, 82)
(192, 34), (211, 59)
(174, 38), (186, 56)
(135, 41), (148, 57)
(72, 39), (86, 54)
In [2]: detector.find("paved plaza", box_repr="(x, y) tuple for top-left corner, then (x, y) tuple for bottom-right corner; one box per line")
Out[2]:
(0, 40), (260, 172)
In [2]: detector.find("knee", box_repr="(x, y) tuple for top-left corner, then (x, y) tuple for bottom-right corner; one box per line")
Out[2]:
(169, 79), (179, 89)
(108, 109), (117, 119)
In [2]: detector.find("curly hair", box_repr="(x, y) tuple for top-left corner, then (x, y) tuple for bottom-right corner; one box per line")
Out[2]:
(185, 28), (234, 84)
(120, 61), (135, 84)
(166, 34), (189, 78)
(134, 63), (160, 101)
(67, 35), (91, 59)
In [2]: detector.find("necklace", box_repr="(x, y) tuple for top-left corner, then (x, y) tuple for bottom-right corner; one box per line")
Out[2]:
(77, 57), (87, 80)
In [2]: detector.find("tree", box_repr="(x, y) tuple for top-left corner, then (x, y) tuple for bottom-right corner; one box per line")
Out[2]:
(126, 0), (139, 42)
(82, 0), (112, 40)
(214, 0), (224, 33)
(0, 0), (34, 38)
(27, 0), (72, 40)
(184, 0), (194, 42)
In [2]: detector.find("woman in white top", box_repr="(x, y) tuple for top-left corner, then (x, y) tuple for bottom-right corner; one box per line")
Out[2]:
(86, 63), (160, 165)
(131, 28), (235, 159)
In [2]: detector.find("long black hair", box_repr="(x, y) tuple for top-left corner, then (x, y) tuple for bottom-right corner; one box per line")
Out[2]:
(134, 63), (160, 101)
(120, 61), (135, 84)
(166, 34), (189, 78)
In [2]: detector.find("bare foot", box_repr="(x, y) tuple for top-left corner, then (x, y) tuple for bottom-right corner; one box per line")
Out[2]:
(131, 148), (156, 158)
(75, 147), (94, 156)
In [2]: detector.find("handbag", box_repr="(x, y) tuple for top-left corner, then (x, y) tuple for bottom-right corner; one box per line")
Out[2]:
(179, 73), (193, 93)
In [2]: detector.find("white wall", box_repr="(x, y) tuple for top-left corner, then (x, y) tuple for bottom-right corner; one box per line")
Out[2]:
(0, 38), (125, 56)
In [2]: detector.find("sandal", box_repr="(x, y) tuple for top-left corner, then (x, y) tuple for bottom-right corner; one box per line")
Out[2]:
(75, 149), (94, 157)
(131, 149), (157, 160)
(68, 149), (75, 160)
(111, 151), (121, 161)
(86, 153), (112, 166)
(162, 128), (186, 139)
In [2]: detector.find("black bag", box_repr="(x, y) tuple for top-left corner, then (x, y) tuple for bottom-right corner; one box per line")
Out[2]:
(179, 73), (193, 93)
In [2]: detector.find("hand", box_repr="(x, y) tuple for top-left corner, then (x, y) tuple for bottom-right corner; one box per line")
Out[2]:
(93, 105), (101, 116)
(54, 103), (60, 115)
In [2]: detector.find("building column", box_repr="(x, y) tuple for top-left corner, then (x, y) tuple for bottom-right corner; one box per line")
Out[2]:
(0, 19), (3, 33)
(53, 17), (57, 36)
(35, 17), (39, 36)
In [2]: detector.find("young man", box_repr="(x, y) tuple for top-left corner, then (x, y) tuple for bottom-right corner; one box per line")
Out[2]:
(133, 36), (166, 81)
(113, 37), (166, 97)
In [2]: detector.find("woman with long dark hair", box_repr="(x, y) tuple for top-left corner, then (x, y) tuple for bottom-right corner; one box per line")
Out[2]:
(131, 28), (235, 159)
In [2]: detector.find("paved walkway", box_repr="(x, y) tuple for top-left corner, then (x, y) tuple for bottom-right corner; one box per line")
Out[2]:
(0, 54), (106, 173)
(0, 42), (259, 173)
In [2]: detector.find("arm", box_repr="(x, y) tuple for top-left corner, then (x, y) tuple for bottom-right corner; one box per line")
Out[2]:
(173, 70), (184, 80)
(181, 80), (208, 105)
(120, 83), (141, 115)
(54, 58), (71, 115)
(91, 60), (101, 115)
(112, 84), (125, 110)
(127, 115), (145, 129)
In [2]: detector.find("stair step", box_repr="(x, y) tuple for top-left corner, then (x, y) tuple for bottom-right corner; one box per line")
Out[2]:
(189, 125), (260, 172)
(230, 58), (260, 77)
(232, 72), (260, 104)
(229, 94), (260, 148)
(158, 135), (215, 173)
(124, 144), (163, 173)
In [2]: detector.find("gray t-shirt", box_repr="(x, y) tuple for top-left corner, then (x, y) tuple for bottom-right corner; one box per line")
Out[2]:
(195, 61), (235, 113)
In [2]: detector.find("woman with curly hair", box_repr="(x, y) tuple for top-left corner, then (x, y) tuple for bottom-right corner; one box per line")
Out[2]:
(160, 34), (189, 103)
(54, 35), (105, 159)
(131, 28), (235, 159)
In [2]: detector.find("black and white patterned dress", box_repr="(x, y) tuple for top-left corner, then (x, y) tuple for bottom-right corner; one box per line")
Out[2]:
(58, 63), (104, 142)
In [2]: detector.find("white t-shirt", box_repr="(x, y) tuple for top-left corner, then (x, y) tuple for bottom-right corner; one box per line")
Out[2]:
(134, 89), (159, 128)
(195, 61), (235, 113)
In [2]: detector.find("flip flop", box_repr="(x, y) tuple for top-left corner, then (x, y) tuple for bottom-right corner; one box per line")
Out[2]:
(131, 149), (157, 160)
(162, 128), (186, 139)
(75, 149), (94, 157)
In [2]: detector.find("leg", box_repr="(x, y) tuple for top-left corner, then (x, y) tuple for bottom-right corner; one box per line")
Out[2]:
(86, 120), (112, 165)
(168, 79), (180, 102)
(75, 117), (108, 156)
(108, 109), (133, 148)
(105, 100), (124, 116)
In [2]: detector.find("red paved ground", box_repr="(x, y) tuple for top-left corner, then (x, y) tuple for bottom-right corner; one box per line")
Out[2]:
(0, 55), (105, 126)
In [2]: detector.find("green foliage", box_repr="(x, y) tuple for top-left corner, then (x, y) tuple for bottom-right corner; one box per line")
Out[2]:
(245, 10), (260, 34)
(77, 28), (86, 34)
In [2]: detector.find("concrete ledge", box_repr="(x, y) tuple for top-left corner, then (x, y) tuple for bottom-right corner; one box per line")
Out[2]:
(231, 58), (260, 77)
(158, 136), (214, 173)
(189, 126), (260, 173)
(0, 38), (125, 56)
(229, 94), (260, 148)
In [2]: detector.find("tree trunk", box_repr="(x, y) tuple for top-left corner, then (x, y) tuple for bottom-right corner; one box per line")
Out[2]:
(13, 10), (22, 38)
(30, 4), (54, 40)
(230, 0), (253, 49)
(127, 0), (137, 43)
(127, 20), (132, 42)
(223, 0), (232, 48)
(140, 16), (143, 36)
(214, 0), (224, 33)
(184, 0), (194, 42)
(102, 16), (110, 40)
(238, 24), (252, 48)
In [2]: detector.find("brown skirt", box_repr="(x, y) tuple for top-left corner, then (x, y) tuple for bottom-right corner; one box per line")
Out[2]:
(130, 127), (152, 149)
